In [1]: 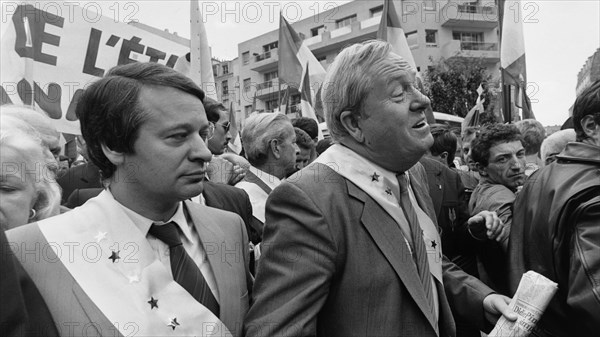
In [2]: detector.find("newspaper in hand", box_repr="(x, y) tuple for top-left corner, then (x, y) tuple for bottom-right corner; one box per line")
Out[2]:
(489, 271), (558, 337)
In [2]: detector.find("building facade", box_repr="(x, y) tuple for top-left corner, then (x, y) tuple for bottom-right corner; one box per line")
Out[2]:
(233, 0), (500, 119)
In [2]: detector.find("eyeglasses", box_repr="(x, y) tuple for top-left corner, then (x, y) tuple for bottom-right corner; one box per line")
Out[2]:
(215, 121), (231, 133)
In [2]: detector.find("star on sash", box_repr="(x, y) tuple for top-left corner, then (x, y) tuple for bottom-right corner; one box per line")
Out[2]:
(148, 297), (158, 310)
(168, 317), (180, 330)
(371, 172), (380, 182)
(109, 250), (120, 263)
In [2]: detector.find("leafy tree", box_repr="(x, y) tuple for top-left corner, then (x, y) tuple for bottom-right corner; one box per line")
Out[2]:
(423, 57), (494, 118)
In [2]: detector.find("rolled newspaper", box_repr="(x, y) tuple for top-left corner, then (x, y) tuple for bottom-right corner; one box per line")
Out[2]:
(489, 271), (558, 337)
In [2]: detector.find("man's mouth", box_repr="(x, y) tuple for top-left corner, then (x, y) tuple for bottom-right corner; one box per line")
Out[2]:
(412, 119), (428, 129)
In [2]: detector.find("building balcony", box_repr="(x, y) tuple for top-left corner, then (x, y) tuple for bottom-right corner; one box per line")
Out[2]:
(441, 40), (499, 62)
(440, 4), (498, 29)
(254, 79), (290, 98)
(250, 48), (279, 72)
(308, 17), (379, 56)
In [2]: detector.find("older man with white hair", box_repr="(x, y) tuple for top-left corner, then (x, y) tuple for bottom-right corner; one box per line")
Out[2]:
(235, 113), (299, 235)
(245, 40), (516, 337)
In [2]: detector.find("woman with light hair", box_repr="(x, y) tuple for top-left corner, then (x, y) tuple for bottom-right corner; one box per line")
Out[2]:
(0, 116), (61, 230)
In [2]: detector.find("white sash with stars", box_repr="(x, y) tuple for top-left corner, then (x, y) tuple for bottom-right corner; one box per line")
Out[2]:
(314, 144), (443, 284)
(38, 190), (232, 337)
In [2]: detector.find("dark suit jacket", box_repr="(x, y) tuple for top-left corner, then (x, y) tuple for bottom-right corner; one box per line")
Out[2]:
(56, 163), (102, 204)
(1, 229), (58, 337)
(244, 162), (494, 337)
(420, 158), (478, 276)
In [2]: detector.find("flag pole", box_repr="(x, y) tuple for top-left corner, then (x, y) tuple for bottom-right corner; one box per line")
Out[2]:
(498, 0), (511, 123)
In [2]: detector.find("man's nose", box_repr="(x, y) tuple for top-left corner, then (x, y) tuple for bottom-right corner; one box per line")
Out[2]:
(409, 87), (431, 112)
(190, 134), (213, 162)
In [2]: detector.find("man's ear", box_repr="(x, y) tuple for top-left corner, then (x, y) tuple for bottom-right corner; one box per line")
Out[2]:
(340, 110), (364, 143)
(440, 151), (448, 161)
(101, 143), (125, 166)
(269, 139), (281, 159)
(475, 162), (488, 177)
(581, 115), (599, 139)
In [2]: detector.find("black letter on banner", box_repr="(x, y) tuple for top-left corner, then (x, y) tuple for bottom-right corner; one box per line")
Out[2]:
(34, 82), (61, 119)
(166, 55), (178, 68)
(13, 4), (64, 66)
(82, 28), (105, 77)
(118, 36), (144, 66)
(66, 89), (83, 121)
(17, 79), (33, 105)
(145, 47), (166, 63)
(0, 86), (13, 105)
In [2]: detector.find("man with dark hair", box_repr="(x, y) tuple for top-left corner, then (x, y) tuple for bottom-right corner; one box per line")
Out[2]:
(469, 123), (525, 294)
(292, 117), (319, 163)
(7, 62), (252, 337)
(294, 127), (314, 171)
(427, 123), (458, 167)
(508, 80), (600, 336)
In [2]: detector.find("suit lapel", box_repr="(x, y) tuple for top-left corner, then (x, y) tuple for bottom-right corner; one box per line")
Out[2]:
(185, 201), (236, 325)
(348, 181), (438, 332)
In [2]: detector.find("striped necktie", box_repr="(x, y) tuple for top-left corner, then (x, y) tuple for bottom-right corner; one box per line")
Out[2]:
(397, 174), (435, 314)
(149, 222), (220, 317)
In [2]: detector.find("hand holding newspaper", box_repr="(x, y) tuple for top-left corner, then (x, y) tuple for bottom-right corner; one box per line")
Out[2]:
(489, 271), (558, 337)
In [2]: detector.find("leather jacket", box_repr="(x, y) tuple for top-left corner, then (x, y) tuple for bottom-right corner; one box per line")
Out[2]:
(508, 142), (600, 337)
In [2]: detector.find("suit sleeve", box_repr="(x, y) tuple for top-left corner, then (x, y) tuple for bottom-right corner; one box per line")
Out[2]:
(244, 182), (337, 337)
(568, 195), (600, 332)
(442, 256), (495, 332)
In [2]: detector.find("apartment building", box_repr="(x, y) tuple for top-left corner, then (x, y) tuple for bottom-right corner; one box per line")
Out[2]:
(232, 0), (500, 118)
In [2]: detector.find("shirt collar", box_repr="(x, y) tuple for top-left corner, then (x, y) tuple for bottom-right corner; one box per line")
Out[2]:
(107, 189), (194, 243)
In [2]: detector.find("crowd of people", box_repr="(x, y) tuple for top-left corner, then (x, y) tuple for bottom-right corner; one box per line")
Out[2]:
(1, 40), (598, 337)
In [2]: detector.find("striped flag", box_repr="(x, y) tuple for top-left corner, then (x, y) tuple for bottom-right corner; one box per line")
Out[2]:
(499, 0), (534, 121)
(227, 101), (242, 154)
(279, 86), (291, 115)
(462, 84), (485, 131)
(278, 13), (326, 88)
(377, 0), (418, 71)
(174, 0), (217, 100)
(300, 63), (324, 140)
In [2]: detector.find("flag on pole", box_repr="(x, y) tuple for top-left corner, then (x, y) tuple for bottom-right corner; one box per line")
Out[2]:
(251, 91), (257, 112)
(279, 86), (291, 115)
(278, 13), (326, 88)
(227, 101), (242, 154)
(174, 0), (217, 100)
(462, 84), (485, 131)
(300, 63), (324, 140)
(377, 0), (418, 71)
(499, 0), (534, 121)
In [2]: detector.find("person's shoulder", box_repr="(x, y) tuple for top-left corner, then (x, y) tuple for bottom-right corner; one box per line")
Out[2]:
(204, 181), (247, 198)
(285, 161), (346, 189)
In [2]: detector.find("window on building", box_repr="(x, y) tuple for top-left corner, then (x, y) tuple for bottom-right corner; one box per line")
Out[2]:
(243, 78), (251, 92)
(311, 25), (326, 37)
(265, 99), (279, 112)
(264, 71), (278, 82)
(212, 65), (218, 77)
(222, 80), (228, 96)
(370, 5), (383, 17)
(425, 30), (438, 46)
(263, 41), (278, 52)
(405, 31), (418, 49)
(452, 31), (484, 42)
(452, 31), (484, 50)
(222, 64), (229, 74)
(423, 0), (437, 10)
(244, 105), (253, 116)
(335, 15), (357, 29)
(242, 51), (250, 65)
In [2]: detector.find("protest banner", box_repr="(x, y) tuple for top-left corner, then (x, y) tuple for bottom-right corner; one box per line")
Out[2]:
(1, 1), (189, 135)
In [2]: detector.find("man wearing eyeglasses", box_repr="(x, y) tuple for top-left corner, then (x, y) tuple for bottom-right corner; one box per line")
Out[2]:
(204, 99), (233, 156)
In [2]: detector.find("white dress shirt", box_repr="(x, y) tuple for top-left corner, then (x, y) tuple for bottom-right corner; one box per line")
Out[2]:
(111, 191), (220, 303)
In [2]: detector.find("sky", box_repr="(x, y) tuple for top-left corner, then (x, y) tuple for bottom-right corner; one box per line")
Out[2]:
(1, 0), (599, 127)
